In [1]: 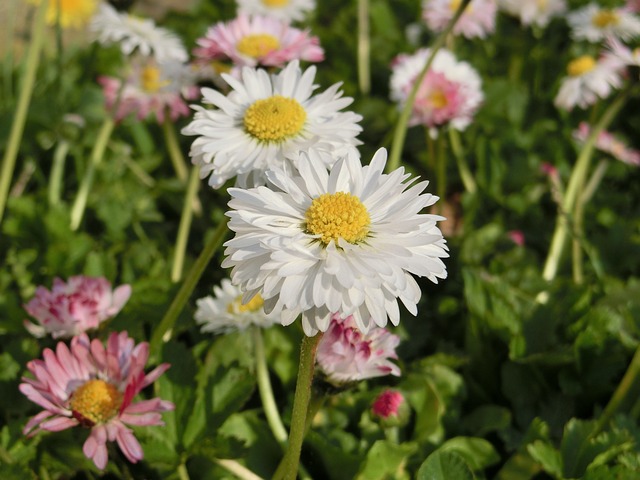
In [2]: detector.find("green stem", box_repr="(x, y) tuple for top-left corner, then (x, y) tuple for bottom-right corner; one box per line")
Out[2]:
(272, 333), (324, 480)
(48, 139), (69, 206)
(171, 166), (201, 283)
(436, 134), (447, 216)
(357, 0), (370, 95)
(214, 459), (264, 480)
(541, 89), (629, 282)
(69, 117), (115, 230)
(581, 159), (608, 205)
(303, 389), (326, 435)
(253, 327), (289, 445)
(150, 218), (229, 356)
(177, 462), (190, 480)
(384, 426), (400, 444)
(0, 0), (48, 226)
(592, 344), (640, 438)
(387, 0), (472, 172)
(448, 128), (477, 194)
(163, 116), (189, 184)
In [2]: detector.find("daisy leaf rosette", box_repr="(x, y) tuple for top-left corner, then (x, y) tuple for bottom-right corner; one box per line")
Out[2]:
(182, 60), (363, 189)
(222, 148), (449, 336)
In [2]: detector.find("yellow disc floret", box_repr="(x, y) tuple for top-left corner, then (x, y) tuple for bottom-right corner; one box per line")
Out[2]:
(567, 55), (596, 77)
(31, 0), (99, 29)
(592, 9), (620, 28)
(305, 192), (371, 245)
(262, 0), (290, 7)
(243, 96), (306, 142)
(70, 379), (122, 424)
(227, 294), (265, 314)
(237, 34), (281, 59)
(429, 90), (449, 109)
(141, 65), (167, 93)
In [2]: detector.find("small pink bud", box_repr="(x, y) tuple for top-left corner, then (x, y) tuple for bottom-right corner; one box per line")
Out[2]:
(508, 230), (525, 246)
(372, 389), (409, 428)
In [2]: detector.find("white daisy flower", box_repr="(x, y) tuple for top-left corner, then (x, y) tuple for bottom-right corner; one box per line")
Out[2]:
(222, 148), (449, 336)
(567, 3), (640, 43)
(181, 60), (363, 189)
(195, 279), (280, 334)
(498, 0), (567, 28)
(90, 3), (188, 63)
(606, 36), (640, 70)
(554, 54), (625, 111)
(236, 0), (316, 22)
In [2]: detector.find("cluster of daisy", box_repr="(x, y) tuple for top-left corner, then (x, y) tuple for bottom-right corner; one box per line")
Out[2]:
(19, 276), (173, 470)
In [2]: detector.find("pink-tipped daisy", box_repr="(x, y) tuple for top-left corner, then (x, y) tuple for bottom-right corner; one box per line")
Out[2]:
(422, 0), (497, 39)
(390, 48), (483, 136)
(23, 276), (131, 339)
(99, 56), (200, 123)
(20, 332), (173, 470)
(316, 314), (401, 386)
(193, 14), (324, 73)
(573, 122), (640, 166)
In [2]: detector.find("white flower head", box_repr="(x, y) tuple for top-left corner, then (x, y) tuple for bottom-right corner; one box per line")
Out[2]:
(195, 279), (280, 334)
(390, 48), (483, 136)
(90, 3), (188, 63)
(181, 60), (363, 189)
(236, 0), (316, 22)
(554, 54), (625, 111)
(222, 148), (449, 336)
(422, 0), (497, 39)
(498, 0), (567, 28)
(568, 3), (640, 43)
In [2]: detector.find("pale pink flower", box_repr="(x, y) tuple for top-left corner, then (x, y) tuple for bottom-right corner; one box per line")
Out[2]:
(316, 314), (401, 385)
(628, 0), (640, 13)
(99, 57), (200, 123)
(422, 0), (497, 39)
(20, 332), (173, 470)
(24, 276), (131, 339)
(605, 36), (640, 72)
(193, 14), (324, 74)
(573, 122), (640, 166)
(498, 0), (567, 28)
(390, 48), (483, 136)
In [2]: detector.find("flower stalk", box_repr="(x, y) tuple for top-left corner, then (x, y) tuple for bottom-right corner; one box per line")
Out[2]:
(448, 127), (477, 194)
(0, 0), (48, 226)
(357, 0), (371, 95)
(69, 117), (116, 230)
(272, 333), (323, 480)
(387, 0), (472, 172)
(162, 116), (189, 184)
(542, 89), (629, 282)
(171, 165), (201, 282)
(48, 139), (70, 207)
(150, 218), (229, 357)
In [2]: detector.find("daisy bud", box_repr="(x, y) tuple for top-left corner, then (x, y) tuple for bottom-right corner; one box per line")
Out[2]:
(371, 389), (410, 428)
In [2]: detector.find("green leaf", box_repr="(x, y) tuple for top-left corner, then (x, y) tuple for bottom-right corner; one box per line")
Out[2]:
(462, 405), (512, 437)
(439, 436), (500, 471)
(416, 450), (475, 480)
(355, 440), (417, 480)
(527, 440), (562, 478)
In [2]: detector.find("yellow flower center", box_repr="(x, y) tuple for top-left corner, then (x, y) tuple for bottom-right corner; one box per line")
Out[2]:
(69, 379), (122, 425)
(34, 0), (98, 29)
(227, 294), (265, 314)
(243, 96), (307, 142)
(141, 65), (167, 93)
(262, 0), (290, 6)
(592, 9), (620, 28)
(449, 0), (471, 13)
(305, 192), (371, 245)
(567, 56), (597, 77)
(236, 34), (281, 59)
(429, 90), (449, 109)
(536, 0), (548, 9)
